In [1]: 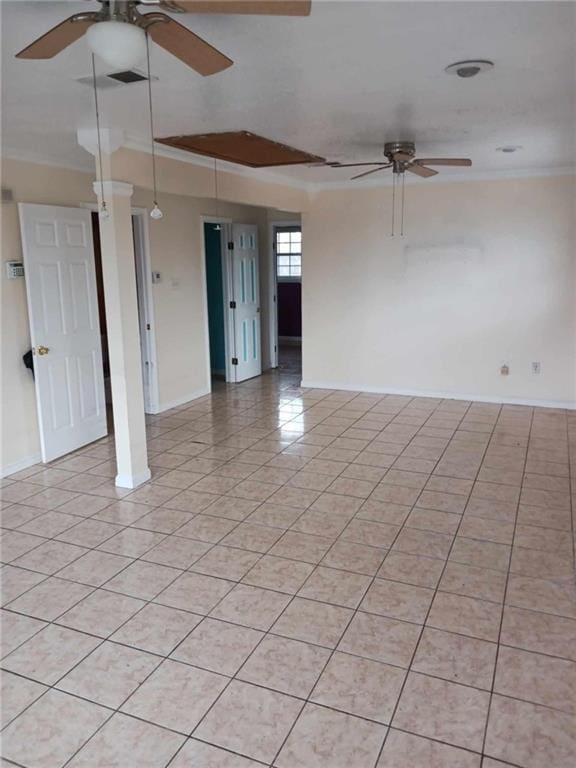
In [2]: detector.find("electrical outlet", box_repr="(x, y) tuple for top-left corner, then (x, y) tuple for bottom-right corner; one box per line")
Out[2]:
(532, 362), (541, 374)
(500, 364), (510, 376)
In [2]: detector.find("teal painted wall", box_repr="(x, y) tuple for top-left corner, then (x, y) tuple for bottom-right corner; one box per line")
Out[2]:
(204, 223), (226, 374)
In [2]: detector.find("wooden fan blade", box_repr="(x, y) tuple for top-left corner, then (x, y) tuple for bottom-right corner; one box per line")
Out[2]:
(351, 166), (389, 180)
(147, 14), (233, 75)
(168, 1), (311, 15)
(330, 161), (388, 168)
(16, 15), (96, 59)
(415, 158), (472, 167)
(407, 163), (438, 178)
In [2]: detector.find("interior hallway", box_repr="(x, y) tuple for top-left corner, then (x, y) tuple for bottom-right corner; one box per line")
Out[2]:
(1, 368), (575, 767)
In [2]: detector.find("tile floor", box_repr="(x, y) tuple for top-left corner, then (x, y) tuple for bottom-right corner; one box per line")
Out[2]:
(1, 364), (575, 768)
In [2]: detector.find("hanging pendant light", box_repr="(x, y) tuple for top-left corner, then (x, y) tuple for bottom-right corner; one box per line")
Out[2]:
(213, 159), (221, 231)
(91, 54), (109, 221)
(145, 33), (163, 221)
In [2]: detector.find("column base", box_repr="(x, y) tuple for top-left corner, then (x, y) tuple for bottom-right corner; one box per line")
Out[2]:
(115, 468), (151, 489)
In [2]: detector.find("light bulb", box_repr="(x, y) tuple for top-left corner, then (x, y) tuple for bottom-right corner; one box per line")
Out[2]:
(150, 203), (163, 220)
(213, 224), (222, 231)
(87, 21), (147, 71)
(99, 204), (110, 221)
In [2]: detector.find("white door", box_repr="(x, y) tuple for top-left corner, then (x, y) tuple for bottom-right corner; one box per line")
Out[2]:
(19, 204), (107, 463)
(230, 224), (261, 382)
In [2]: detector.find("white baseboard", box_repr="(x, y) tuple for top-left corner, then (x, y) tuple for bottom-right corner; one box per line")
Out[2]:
(150, 387), (212, 414)
(300, 380), (576, 410)
(115, 468), (151, 489)
(1, 452), (43, 478)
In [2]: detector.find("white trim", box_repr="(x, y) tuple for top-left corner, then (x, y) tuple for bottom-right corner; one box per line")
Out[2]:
(151, 387), (212, 414)
(92, 180), (134, 198)
(1, 453), (43, 479)
(269, 219), (302, 370)
(300, 380), (576, 411)
(115, 468), (151, 489)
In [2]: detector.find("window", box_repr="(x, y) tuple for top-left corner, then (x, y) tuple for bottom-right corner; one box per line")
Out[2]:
(275, 227), (301, 278)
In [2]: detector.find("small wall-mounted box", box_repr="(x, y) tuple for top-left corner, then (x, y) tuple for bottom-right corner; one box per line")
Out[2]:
(5, 261), (24, 279)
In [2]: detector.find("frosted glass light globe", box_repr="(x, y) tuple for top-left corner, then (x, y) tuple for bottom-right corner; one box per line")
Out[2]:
(87, 21), (147, 70)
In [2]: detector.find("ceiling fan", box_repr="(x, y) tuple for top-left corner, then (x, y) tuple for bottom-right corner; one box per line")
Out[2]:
(328, 141), (472, 180)
(15, 0), (312, 75)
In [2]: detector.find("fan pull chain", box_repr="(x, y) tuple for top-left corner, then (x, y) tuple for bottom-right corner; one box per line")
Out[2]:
(400, 170), (406, 236)
(390, 171), (396, 237)
(145, 32), (163, 220)
(91, 54), (109, 221)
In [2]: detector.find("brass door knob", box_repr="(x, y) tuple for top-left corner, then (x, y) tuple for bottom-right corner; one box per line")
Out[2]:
(36, 345), (50, 356)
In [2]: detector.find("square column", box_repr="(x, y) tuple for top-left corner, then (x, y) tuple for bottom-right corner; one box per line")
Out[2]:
(92, 180), (150, 488)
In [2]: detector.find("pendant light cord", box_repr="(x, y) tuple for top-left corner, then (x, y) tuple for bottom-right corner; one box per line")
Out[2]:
(145, 32), (159, 207)
(214, 158), (220, 220)
(400, 170), (405, 237)
(91, 54), (107, 215)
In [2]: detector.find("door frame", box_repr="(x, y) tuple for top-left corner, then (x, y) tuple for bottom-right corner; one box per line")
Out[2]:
(268, 219), (302, 370)
(200, 216), (235, 385)
(81, 202), (159, 413)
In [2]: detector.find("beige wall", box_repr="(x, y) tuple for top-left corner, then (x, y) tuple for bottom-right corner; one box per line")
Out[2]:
(0, 157), (295, 473)
(302, 175), (576, 407)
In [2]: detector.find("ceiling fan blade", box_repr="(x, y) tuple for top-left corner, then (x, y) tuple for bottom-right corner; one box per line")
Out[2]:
(415, 158), (472, 167)
(330, 161), (388, 168)
(351, 165), (389, 180)
(15, 15), (96, 59)
(393, 152), (414, 162)
(407, 163), (438, 178)
(167, 1), (311, 15)
(146, 14), (233, 75)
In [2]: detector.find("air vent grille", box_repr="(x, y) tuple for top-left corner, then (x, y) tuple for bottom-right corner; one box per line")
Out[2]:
(75, 70), (153, 89)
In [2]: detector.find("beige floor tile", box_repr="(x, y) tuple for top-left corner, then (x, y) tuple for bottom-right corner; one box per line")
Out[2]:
(57, 641), (160, 707)
(176, 514), (239, 543)
(269, 531), (333, 563)
(0, 689), (109, 768)
(360, 578), (434, 623)
(2, 624), (100, 684)
(494, 645), (576, 713)
(221, 522), (284, 553)
(18, 510), (83, 538)
(57, 588), (144, 637)
(392, 527), (453, 560)
(195, 680), (303, 764)
(0, 609), (46, 658)
(56, 549), (133, 587)
(205, 495), (260, 521)
(393, 672), (490, 751)
(1, 565), (47, 605)
(5, 576), (93, 620)
(440, 561), (507, 603)
(506, 575), (576, 618)
(97, 527), (166, 557)
(321, 540), (386, 575)
(56, 518), (122, 548)
(405, 507), (461, 535)
(238, 634), (330, 697)
(247, 502), (303, 528)
(427, 591), (502, 641)
(130, 507), (193, 534)
(412, 627), (497, 689)
(169, 739), (262, 767)
(111, 602), (201, 655)
(485, 694), (576, 768)
(155, 571), (234, 614)
(122, 658), (228, 733)
(458, 516), (514, 545)
(377, 729), (481, 767)
(172, 617), (263, 675)
(338, 611), (421, 667)
(291, 510), (349, 538)
(66, 712), (184, 767)
(311, 651), (405, 722)
(341, 519), (400, 548)
(298, 566), (371, 608)
(104, 560), (181, 600)
(275, 702), (386, 768)
(13, 540), (87, 575)
(0, 670), (47, 728)
(449, 537), (511, 571)
(210, 584), (291, 630)
(190, 545), (261, 580)
(243, 555), (314, 593)
(377, 551), (444, 588)
(356, 499), (411, 525)
(501, 606), (576, 661)
(0, 530), (46, 563)
(141, 534), (210, 569)
(272, 597), (353, 648)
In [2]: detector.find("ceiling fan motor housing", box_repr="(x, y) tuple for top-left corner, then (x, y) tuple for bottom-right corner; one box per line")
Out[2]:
(384, 141), (415, 172)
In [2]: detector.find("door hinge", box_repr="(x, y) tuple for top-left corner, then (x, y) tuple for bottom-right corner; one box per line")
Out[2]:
(227, 241), (234, 250)
(146, 323), (151, 330)
(229, 301), (236, 309)
(231, 357), (238, 366)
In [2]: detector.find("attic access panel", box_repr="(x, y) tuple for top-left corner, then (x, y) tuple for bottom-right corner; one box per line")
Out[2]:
(156, 131), (324, 167)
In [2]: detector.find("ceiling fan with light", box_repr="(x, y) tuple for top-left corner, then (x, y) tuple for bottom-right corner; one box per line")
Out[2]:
(328, 141), (472, 180)
(15, 0), (312, 74)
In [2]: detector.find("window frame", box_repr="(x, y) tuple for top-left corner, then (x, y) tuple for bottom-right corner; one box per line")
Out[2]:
(275, 225), (302, 282)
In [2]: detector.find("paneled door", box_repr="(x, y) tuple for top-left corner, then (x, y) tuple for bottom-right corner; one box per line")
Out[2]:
(230, 224), (262, 382)
(19, 204), (107, 462)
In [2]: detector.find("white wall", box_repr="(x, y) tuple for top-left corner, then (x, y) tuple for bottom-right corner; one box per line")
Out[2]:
(0, 158), (290, 473)
(302, 175), (576, 407)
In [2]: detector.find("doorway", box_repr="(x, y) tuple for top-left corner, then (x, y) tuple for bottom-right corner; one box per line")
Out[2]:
(272, 223), (302, 377)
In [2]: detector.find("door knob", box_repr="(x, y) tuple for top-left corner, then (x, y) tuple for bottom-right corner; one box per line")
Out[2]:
(36, 345), (50, 356)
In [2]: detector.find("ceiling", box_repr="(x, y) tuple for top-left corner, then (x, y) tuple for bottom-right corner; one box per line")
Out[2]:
(2, 1), (575, 186)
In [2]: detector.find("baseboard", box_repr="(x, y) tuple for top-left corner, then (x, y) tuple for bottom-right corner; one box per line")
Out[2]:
(300, 380), (576, 410)
(1, 452), (43, 478)
(115, 468), (152, 489)
(151, 387), (212, 414)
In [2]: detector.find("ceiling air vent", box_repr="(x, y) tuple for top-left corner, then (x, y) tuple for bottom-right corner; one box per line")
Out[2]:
(107, 70), (148, 84)
(75, 70), (153, 89)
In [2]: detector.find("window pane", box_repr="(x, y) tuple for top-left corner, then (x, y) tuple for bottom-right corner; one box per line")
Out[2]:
(277, 243), (291, 254)
(289, 265), (302, 276)
(290, 255), (301, 266)
(278, 256), (290, 266)
(277, 232), (291, 243)
(278, 266), (290, 277)
(291, 231), (302, 243)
